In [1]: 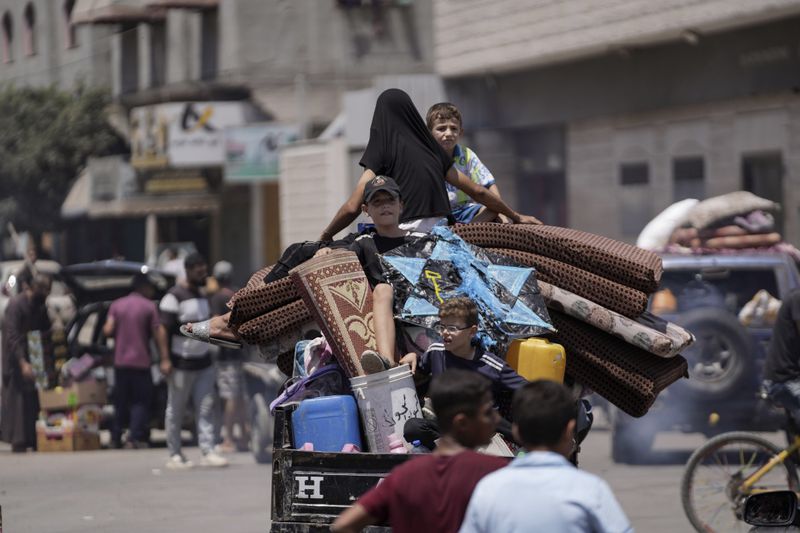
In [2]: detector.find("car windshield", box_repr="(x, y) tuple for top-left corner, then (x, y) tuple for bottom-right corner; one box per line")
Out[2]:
(658, 268), (779, 316)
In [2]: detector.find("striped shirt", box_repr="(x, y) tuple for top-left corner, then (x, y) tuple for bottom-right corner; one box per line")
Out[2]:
(159, 284), (211, 370)
(445, 144), (496, 209)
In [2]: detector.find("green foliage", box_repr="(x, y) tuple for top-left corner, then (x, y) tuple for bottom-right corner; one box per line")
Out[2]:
(0, 84), (125, 233)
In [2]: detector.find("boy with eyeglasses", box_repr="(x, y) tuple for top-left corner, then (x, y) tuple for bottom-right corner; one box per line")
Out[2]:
(400, 296), (527, 449)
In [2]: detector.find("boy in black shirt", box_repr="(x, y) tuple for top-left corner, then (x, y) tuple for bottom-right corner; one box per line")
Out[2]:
(183, 176), (420, 367)
(399, 297), (527, 448)
(314, 176), (422, 373)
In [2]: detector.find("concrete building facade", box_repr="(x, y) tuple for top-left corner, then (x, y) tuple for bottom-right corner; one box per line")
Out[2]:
(0, 0), (113, 89)
(1, 0), (437, 277)
(433, 0), (800, 244)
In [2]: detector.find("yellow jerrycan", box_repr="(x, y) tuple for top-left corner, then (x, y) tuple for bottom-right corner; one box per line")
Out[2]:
(506, 338), (566, 383)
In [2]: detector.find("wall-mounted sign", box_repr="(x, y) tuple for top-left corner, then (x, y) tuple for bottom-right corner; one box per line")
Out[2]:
(131, 102), (254, 169)
(224, 123), (300, 183)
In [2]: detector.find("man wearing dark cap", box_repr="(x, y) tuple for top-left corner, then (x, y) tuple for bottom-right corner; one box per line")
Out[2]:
(181, 176), (422, 369)
(103, 271), (169, 449)
(315, 175), (422, 373)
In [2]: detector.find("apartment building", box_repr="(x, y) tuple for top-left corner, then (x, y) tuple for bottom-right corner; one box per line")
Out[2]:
(434, 0), (800, 244)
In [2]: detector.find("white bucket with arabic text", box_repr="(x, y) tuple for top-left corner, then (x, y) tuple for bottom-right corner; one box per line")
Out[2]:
(350, 364), (421, 453)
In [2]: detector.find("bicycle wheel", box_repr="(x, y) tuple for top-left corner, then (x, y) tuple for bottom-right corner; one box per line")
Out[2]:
(681, 431), (800, 533)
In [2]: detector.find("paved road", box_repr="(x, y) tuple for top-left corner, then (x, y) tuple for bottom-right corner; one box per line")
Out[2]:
(0, 423), (768, 532)
(0, 441), (271, 533)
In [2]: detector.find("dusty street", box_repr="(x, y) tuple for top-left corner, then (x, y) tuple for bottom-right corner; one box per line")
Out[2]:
(0, 417), (737, 532)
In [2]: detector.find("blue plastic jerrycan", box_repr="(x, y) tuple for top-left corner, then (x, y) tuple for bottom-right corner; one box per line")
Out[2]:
(291, 395), (363, 452)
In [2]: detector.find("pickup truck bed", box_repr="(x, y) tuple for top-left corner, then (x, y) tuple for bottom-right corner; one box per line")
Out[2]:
(270, 405), (410, 532)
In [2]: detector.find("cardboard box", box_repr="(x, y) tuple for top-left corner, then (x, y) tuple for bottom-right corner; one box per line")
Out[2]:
(36, 428), (100, 452)
(36, 419), (100, 452)
(40, 405), (103, 434)
(38, 380), (107, 411)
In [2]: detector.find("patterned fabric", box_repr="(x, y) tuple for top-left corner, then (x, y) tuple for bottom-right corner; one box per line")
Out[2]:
(227, 276), (299, 327)
(446, 144), (495, 208)
(539, 282), (693, 358)
(226, 265), (274, 311)
(237, 300), (311, 346)
(453, 223), (663, 294)
(290, 250), (378, 377)
(487, 248), (648, 318)
(550, 311), (688, 418)
(381, 227), (553, 349)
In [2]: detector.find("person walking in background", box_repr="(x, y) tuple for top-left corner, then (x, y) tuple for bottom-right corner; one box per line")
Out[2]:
(1, 272), (52, 452)
(210, 261), (249, 452)
(459, 380), (632, 533)
(159, 253), (227, 469)
(162, 247), (185, 285)
(102, 272), (169, 449)
(331, 370), (508, 533)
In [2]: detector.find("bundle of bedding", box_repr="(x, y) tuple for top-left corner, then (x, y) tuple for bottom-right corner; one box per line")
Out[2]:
(636, 191), (794, 256)
(226, 223), (692, 416)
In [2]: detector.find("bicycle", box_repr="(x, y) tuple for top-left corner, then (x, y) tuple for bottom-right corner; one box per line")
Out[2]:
(681, 400), (800, 532)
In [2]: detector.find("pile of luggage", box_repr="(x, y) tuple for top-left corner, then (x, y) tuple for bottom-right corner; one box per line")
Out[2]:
(638, 191), (799, 261)
(226, 223), (692, 420)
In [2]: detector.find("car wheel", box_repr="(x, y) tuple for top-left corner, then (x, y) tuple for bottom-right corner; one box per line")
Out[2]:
(610, 408), (655, 464)
(675, 307), (753, 401)
(250, 392), (272, 464)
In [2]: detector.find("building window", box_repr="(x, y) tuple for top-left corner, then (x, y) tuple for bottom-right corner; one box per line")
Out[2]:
(742, 152), (784, 234)
(673, 156), (705, 201)
(512, 125), (567, 226)
(200, 8), (218, 80)
(619, 162), (652, 238)
(120, 23), (139, 94)
(2, 11), (13, 63)
(150, 22), (166, 88)
(23, 3), (35, 56)
(64, 0), (77, 49)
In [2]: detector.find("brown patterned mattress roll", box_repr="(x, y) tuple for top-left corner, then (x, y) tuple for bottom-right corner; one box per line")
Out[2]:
(227, 265), (274, 310)
(454, 223), (662, 294)
(228, 276), (299, 327)
(290, 250), (377, 377)
(487, 248), (648, 318)
(550, 311), (688, 418)
(237, 299), (311, 346)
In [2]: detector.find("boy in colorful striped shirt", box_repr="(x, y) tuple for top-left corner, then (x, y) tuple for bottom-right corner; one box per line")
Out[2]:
(426, 102), (508, 223)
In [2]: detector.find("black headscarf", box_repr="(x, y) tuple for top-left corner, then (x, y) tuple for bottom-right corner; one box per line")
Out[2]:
(359, 88), (453, 223)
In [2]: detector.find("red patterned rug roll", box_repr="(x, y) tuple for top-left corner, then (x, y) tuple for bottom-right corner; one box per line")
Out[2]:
(550, 311), (688, 418)
(237, 299), (311, 345)
(454, 223), (663, 294)
(487, 248), (648, 318)
(290, 250), (377, 377)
